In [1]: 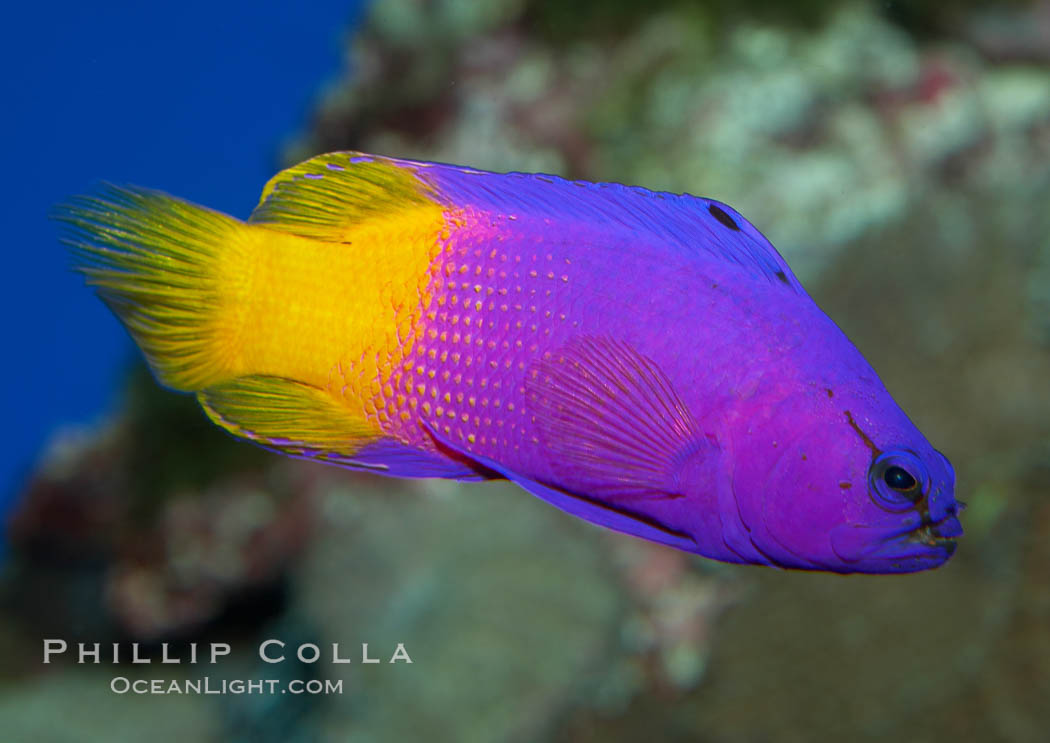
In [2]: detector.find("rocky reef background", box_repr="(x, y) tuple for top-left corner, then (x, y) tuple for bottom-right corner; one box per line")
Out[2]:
(4, 1), (1050, 741)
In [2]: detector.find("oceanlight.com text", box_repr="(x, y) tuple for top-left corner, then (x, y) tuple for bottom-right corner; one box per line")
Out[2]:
(110, 676), (344, 695)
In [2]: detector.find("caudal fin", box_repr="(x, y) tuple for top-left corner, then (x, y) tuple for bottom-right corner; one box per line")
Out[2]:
(56, 186), (250, 391)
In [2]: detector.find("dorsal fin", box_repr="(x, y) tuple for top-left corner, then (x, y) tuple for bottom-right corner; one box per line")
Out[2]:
(396, 155), (802, 291)
(247, 152), (439, 241)
(249, 151), (800, 290)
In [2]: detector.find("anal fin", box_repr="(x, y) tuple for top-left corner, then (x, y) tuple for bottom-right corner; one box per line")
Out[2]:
(198, 375), (378, 458)
(199, 375), (490, 480)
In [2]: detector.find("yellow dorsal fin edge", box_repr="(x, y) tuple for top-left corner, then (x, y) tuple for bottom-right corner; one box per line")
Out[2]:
(248, 152), (440, 242)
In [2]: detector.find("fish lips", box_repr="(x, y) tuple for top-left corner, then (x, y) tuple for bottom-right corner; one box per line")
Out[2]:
(829, 512), (962, 572)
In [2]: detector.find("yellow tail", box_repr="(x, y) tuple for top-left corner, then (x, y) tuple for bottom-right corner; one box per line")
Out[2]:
(57, 154), (450, 459)
(57, 185), (252, 391)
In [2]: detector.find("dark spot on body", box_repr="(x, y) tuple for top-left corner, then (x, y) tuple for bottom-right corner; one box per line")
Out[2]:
(775, 269), (789, 285)
(839, 481), (852, 490)
(708, 203), (740, 231)
(825, 388), (834, 399)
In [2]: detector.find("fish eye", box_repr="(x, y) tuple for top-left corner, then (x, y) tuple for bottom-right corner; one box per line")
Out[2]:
(868, 451), (927, 510)
(883, 466), (917, 492)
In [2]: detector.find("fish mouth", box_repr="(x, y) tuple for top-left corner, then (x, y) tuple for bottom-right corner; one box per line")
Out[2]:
(888, 513), (963, 564)
(907, 517), (961, 550)
(830, 512), (963, 569)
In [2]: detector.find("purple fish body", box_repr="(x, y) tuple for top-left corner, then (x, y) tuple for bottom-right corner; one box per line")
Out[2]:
(62, 153), (963, 573)
(384, 161), (962, 573)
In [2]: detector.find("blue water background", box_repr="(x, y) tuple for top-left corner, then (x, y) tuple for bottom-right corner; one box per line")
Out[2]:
(2, 1), (367, 520)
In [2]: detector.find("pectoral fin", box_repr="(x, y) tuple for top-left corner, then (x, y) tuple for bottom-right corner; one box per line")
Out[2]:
(523, 335), (775, 564)
(525, 335), (706, 499)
